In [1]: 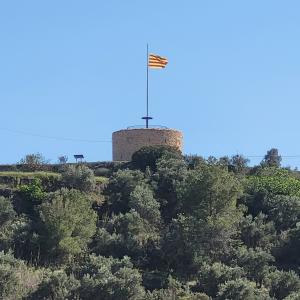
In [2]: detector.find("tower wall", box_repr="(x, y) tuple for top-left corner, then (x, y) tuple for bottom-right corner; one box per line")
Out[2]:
(112, 128), (183, 161)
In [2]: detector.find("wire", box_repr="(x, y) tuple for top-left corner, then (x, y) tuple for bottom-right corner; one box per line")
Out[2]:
(0, 127), (112, 143)
(1, 127), (300, 159)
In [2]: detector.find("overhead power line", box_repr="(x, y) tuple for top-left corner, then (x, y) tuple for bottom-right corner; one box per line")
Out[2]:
(0, 127), (112, 143)
(1, 127), (300, 159)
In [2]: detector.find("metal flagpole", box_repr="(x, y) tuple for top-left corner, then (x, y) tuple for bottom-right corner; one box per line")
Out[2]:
(143, 43), (152, 128)
(146, 44), (149, 128)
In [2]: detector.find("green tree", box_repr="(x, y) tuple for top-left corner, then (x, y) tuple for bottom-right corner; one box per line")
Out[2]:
(71, 255), (145, 300)
(94, 210), (160, 261)
(261, 148), (282, 168)
(276, 224), (300, 270)
(194, 262), (244, 297)
(103, 169), (146, 214)
(131, 145), (182, 172)
(240, 213), (276, 250)
(155, 155), (188, 222)
(0, 251), (41, 300)
(236, 247), (274, 285)
(129, 184), (160, 225)
(28, 270), (80, 300)
(263, 270), (300, 300)
(61, 164), (96, 193)
(40, 188), (97, 261)
(0, 196), (15, 226)
(229, 154), (249, 174)
(167, 164), (244, 265)
(217, 278), (271, 300)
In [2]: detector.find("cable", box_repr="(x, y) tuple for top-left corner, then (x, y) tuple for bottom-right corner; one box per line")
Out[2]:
(1, 127), (300, 159)
(0, 127), (112, 143)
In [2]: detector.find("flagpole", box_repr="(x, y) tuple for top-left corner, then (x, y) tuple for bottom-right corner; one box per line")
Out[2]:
(146, 44), (149, 128)
(142, 43), (152, 128)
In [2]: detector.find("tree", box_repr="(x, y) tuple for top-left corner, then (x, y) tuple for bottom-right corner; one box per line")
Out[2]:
(94, 210), (160, 262)
(236, 247), (274, 285)
(261, 148), (282, 168)
(230, 154), (249, 174)
(70, 255), (146, 300)
(240, 213), (276, 251)
(0, 196), (15, 226)
(263, 270), (300, 300)
(40, 188), (97, 261)
(103, 169), (146, 215)
(131, 145), (182, 172)
(194, 262), (244, 298)
(19, 153), (49, 171)
(155, 155), (188, 222)
(28, 270), (80, 300)
(61, 164), (96, 193)
(129, 184), (160, 225)
(276, 224), (300, 270)
(175, 164), (243, 262)
(217, 278), (271, 300)
(0, 251), (41, 300)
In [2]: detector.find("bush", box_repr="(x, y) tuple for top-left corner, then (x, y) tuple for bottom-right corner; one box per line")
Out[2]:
(61, 165), (96, 192)
(19, 153), (49, 171)
(94, 167), (111, 177)
(217, 278), (270, 300)
(40, 189), (97, 261)
(131, 145), (182, 172)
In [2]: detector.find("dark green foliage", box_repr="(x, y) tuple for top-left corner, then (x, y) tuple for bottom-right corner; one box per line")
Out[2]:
(28, 270), (80, 300)
(155, 155), (188, 222)
(71, 255), (145, 300)
(263, 270), (300, 300)
(276, 224), (300, 270)
(129, 184), (160, 225)
(261, 148), (282, 168)
(240, 213), (276, 250)
(103, 169), (146, 214)
(145, 276), (210, 300)
(61, 164), (96, 192)
(40, 188), (97, 261)
(236, 247), (274, 285)
(94, 167), (111, 177)
(2, 147), (300, 298)
(0, 196), (15, 226)
(0, 251), (41, 299)
(229, 154), (250, 174)
(193, 262), (244, 297)
(217, 278), (271, 300)
(131, 145), (182, 172)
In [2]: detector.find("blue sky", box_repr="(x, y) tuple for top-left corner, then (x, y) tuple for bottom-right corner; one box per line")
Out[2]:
(1, 1), (300, 167)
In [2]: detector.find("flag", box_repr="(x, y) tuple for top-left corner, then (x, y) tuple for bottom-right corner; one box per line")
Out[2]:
(148, 54), (168, 69)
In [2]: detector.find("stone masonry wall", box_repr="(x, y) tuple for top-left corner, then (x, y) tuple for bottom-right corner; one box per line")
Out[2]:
(112, 128), (183, 161)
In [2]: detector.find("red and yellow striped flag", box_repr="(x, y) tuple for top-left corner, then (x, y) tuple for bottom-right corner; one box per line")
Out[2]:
(148, 54), (168, 69)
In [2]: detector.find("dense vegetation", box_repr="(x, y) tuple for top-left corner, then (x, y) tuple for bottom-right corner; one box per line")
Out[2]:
(1, 147), (300, 299)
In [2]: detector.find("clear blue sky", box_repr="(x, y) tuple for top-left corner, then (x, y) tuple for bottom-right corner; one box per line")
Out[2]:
(1, 1), (300, 167)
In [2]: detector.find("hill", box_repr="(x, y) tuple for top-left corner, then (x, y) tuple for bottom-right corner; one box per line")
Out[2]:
(1, 147), (300, 299)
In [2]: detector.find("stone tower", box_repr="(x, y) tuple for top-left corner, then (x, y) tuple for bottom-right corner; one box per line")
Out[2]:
(112, 127), (183, 161)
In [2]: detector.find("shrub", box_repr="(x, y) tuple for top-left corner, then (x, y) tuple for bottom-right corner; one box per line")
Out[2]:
(61, 164), (96, 192)
(131, 145), (182, 172)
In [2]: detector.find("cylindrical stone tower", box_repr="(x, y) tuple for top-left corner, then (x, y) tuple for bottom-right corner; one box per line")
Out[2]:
(112, 128), (183, 161)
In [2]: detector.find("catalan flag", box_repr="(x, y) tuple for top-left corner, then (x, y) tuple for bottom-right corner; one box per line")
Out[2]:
(148, 54), (168, 69)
